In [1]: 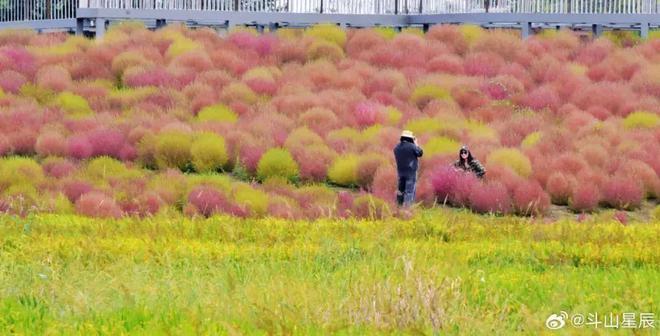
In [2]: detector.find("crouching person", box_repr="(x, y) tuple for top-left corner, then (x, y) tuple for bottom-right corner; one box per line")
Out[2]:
(454, 145), (486, 179)
(393, 130), (423, 206)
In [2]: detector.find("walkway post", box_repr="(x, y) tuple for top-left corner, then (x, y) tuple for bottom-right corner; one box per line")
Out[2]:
(591, 24), (603, 37)
(76, 18), (85, 36)
(95, 18), (106, 39)
(521, 21), (531, 38)
(640, 22), (649, 39)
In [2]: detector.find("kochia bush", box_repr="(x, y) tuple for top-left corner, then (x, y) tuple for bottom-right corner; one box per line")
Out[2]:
(191, 132), (228, 173)
(569, 183), (601, 213)
(196, 103), (238, 123)
(256, 148), (299, 182)
(602, 176), (643, 210)
(469, 181), (511, 214)
(512, 181), (550, 216)
(75, 192), (122, 219)
(154, 131), (193, 170)
(328, 155), (360, 187)
(487, 148), (532, 178)
(55, 91), (93, 118)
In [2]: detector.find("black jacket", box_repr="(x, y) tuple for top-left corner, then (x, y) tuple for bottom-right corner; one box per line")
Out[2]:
(393, 141), (423, 177)
(453, 159), (486, 178)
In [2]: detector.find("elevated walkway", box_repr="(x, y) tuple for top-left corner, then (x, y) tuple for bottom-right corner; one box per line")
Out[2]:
(0, 0), (658, 38)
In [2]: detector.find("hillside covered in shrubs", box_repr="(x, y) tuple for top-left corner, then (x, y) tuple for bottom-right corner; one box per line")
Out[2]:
(0, 24), (658, 219)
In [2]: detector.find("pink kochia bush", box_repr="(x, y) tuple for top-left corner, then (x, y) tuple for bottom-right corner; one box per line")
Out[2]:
(75, 192), (123, 218)
(569, 183), (601, 213)
(602, 176), (643, 210)
(0, 26), (657, 220)
(469, 181), (511, 214)
(512, 181), (550, 216)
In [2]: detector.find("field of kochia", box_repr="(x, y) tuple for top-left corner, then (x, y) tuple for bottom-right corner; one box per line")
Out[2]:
(0, 24), (657, 220)
(0, 210), (658, 334)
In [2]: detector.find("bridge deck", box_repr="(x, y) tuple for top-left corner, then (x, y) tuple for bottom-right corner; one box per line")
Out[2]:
(0, 0), (658, 38)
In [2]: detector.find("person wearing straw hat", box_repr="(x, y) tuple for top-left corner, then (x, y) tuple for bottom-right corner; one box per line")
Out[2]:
(393, 130), (424, 206)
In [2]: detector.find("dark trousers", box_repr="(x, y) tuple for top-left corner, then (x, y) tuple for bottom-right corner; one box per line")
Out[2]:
(396, 175), (417, 206)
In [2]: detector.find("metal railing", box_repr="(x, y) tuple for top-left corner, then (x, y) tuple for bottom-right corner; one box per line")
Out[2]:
(0, 0), (77, 22)
(1, 0), (658, 23)
(78, 0), (658, 14)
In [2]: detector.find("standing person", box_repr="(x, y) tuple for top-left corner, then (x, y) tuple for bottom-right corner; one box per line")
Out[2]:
(453, 145), (486, 179)
(393, 130), (423, 206)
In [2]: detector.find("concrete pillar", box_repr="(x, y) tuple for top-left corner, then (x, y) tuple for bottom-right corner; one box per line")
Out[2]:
(591, 24), (603, 37)
(76, 18), (85, 36)
(640, 22), (649, 39)
(521, 21), (532, 39)
(95, 18), (106, 39)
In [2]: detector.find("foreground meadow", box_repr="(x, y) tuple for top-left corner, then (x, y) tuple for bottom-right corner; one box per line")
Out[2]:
(1, 210), (658, 334)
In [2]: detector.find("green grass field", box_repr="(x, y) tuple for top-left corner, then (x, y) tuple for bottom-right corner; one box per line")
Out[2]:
(1, 210), (659, 335)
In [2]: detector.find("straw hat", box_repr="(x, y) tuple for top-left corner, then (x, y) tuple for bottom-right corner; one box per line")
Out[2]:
(401, 130), (415, 139)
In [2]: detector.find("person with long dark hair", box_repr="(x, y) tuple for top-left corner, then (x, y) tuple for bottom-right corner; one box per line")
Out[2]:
(393, 130), (423, 206)
(453, 145), (486, 179)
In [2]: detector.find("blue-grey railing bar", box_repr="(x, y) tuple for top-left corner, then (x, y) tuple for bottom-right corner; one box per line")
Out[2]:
(1, 0), (657, 22)
(78, 0), (659, 14)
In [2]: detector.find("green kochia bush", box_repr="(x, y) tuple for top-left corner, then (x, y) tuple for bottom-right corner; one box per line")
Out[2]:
(328, 155), (360, 187)
(0, 157), (44, 191)
(191, 132), (228, 173)
(154, 131), (193, 171)
(55, 91), (93, 118)
(0, 157), (45, 209)
(233, 184), (269, 216)
(257, 148), (299, 182)
(196, 103), (238, 123)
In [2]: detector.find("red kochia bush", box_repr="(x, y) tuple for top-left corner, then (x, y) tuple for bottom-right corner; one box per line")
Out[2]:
(512, 181), (550, 216)
(431, 166), (459, 204)
(67, 135), (93, 160)
(87, 128), (126, 158)
(602, 176), (643, 210)
(0, 46), (37, 77)
(569, 183), (601, 213)
(36, 65), (72, 92)
(35, 131), (67, 157)
(43, 159), (77, 178)
(123, 66), (174, 88)
(520, 85), (560, 112)
(427, 55), (464, 75)
(187, 186), (229, 217)
(546, 172), (575, 205)
(0, 135), (10, 156)
(354, 101), (383, 128)
(7, 130), (37, 155)
(463, 52), (504, 77)
(0, 70), (27, 93)
(372, 165), (398, 202)
(63, 179), (93, 203)
(469, 181), (511, 214)
(75, 192), (123, 219)
(451, 172), (480, 207)
(126, 192), (164, 217)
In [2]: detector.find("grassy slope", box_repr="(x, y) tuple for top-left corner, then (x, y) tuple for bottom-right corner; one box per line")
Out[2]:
(0, 210), (659, 335)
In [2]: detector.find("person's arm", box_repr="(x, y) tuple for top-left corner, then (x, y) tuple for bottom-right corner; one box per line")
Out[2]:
(473, 160), (486, 178)
(415, 146), (423, 157)
(413, 138), (423, 157)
